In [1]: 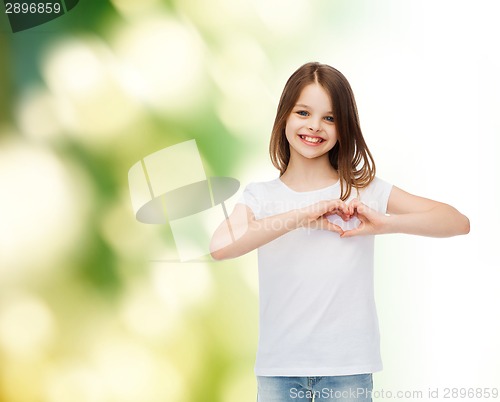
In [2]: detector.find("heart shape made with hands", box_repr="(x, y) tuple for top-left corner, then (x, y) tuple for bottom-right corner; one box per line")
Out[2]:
(323, 200), (385, 237)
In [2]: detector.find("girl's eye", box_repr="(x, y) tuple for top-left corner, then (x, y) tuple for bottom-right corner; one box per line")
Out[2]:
(296, 110), (309, 116)
(324, 116), (335, 122)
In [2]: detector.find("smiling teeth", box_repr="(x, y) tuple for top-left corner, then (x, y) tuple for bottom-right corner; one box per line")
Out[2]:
(300, 135), (323, 143)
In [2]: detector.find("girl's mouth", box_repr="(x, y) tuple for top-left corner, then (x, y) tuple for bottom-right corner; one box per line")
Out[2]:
(299, 135), (325, 145)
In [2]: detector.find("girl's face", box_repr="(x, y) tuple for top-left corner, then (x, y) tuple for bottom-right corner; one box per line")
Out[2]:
(285, 83), (338, 162)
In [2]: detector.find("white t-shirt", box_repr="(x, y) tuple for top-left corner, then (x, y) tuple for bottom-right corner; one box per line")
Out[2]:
(238, 176), (393, 376)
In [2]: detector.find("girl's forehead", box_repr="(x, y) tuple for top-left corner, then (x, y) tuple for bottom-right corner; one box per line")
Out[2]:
(295, 83), (333, 109)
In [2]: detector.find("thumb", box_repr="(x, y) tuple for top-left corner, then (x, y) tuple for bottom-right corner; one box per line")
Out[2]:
(340, 227), (362, 238)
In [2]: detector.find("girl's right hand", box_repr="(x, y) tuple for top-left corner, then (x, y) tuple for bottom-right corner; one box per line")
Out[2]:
(298, 199), (350, 234)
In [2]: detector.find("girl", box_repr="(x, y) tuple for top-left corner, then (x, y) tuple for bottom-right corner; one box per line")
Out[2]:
(210, 62), (469, 402)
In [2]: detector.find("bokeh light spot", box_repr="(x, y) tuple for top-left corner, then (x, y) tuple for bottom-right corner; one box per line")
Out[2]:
(151, 262), (213, 313)
(0, 139), (90, 281)
(41, 36), (141, 140)
(0, 293), (57, 357)
(16, 87), (61, 141)
(112, 15), (205, 114)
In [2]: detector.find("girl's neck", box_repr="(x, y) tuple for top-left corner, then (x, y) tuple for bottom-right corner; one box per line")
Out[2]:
(280, 154), (339, 192)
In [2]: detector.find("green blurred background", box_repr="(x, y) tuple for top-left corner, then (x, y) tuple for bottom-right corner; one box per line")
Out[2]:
(1, 0), (499, 401)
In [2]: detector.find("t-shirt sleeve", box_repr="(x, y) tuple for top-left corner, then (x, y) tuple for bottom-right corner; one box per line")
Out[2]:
(359, 177), (393, 214)
(236, 182), (262, 218)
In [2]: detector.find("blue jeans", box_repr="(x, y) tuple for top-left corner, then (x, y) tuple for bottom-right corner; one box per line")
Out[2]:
(257, 374), (373, 402)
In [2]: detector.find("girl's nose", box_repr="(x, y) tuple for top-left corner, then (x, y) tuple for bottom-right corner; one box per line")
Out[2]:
(308, 121), (321, 132)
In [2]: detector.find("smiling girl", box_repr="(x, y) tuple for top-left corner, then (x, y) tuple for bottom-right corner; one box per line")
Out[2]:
(210, 62), (469, 402)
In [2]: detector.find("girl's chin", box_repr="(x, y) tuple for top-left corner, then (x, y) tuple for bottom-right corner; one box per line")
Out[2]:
(290, 148), (331, 160)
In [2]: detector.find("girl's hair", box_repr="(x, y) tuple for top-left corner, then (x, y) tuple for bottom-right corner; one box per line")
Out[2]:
(269, 62), (376, 201)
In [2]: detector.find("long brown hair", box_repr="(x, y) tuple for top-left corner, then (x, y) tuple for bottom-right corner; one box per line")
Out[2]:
(269, 62), (376, 201)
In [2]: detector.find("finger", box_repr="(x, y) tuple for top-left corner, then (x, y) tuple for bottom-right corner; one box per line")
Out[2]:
(323, 208), (338, 216)
(342, 211), (352, 221)
(354, 203), (372, 221)
(355, 202), (366, 214)
(339, 202), (350, 215)
(348, 198), (360, 212)
(331, 199), (347, 210)
(351, 200), (369, 218)
(321, 217), (344, 234)
(340, 228), (360, 238)
(329, 202), (348, 218)
(347, 202), (354, 215)
(329, 224), (344, 235)
(322, 205), (337, 217)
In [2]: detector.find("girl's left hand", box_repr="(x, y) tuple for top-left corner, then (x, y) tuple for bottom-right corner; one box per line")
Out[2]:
(340, 199), (389, 238)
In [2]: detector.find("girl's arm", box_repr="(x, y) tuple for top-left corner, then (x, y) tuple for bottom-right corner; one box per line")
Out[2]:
(341, 186), (470, 238)
(210, 200), (349, 260)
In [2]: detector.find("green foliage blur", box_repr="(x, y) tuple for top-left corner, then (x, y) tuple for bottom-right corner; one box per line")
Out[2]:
(0, 0), (289, 400)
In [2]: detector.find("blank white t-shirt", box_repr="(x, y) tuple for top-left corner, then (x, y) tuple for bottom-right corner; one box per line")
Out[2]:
(238, 176), (393, 376)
